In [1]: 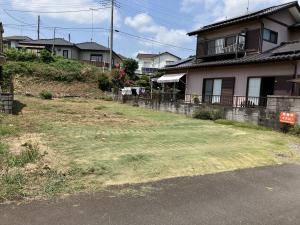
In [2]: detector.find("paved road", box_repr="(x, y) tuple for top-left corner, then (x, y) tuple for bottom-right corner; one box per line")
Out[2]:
(1, 164), (300, 225)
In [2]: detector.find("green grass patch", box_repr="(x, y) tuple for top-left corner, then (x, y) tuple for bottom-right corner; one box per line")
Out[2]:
(215, 119), (272, 131)
(0, 170), (26, 201)
(94, 105), (107, 111)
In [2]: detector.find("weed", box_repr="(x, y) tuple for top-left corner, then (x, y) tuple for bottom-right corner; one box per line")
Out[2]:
(7, 142), (41, 167)
(43, 170), (66, 196)
(0, 124), (18, 136)
(94, 105), (107, 111)
(39, 90), (53, 100)
(0, 170), (26, 201)
(289, 125), (300, 137)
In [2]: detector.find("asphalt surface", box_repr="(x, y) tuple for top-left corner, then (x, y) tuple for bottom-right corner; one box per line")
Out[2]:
(1, 164), (300, 225)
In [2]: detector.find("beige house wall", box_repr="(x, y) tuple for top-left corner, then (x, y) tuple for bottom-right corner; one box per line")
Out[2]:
(185, 61), (297, 96)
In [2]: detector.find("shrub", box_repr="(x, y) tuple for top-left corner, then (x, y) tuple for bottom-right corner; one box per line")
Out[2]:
(193, 109), (223, 121)
(40, 49), (54, 63)
(193, 97), (200, 104)
(7, 142), (41, 167)
(98, 73), (112, 91)
(39, 90), (53, 100)
(289, 125), (300, 136)
(4, 48), (38, 62)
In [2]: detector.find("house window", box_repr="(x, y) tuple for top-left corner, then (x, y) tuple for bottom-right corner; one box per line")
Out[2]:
(203, 79), (223, 103)
(63, 50), (69, 59)
(166, 61), (174, 65)
(90, 54), (103, 62)
(263, 29), (278, 44)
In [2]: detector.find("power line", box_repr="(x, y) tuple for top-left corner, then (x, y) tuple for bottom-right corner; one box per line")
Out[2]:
(4, 7), (110, 14)
(116, 30), (194, 52)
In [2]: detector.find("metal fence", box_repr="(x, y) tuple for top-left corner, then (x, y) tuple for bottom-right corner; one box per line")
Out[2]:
(137, 93), (268, 108)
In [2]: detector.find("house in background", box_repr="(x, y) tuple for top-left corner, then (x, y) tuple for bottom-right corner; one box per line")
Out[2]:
(76, 42), (123, 67)
(3, 36), (32, 49)
(15, 38), (123, 68)
(136, 52), (181, 75)
(162, 1), (300, 107)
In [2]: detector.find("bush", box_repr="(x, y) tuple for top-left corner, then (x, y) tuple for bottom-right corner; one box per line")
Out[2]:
(4, 48), (38, 62)
(193, 109), (223, 121)
(39, 90), (53, 100)
(289, 125), (300, 136)
(40, 49), (54, 63)
(98, 73), (112, 91)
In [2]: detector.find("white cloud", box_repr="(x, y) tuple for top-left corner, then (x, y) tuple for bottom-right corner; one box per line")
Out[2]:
(10, 0), (118, 24)
(124, 13), (192, 48)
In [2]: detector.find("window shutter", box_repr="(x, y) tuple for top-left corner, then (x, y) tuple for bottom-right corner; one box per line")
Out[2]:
(245, 29), (261, 52)
(221, 78), (235, 105)
(196, 36), (206, 58)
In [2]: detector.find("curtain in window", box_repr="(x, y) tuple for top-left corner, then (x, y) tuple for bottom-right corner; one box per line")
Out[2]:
(212, 79), (222, 103)
(248, 78), (261, 105)
(215, 39), (225, 54)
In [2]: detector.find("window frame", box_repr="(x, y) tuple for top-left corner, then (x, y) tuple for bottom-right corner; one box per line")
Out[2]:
(263, 28), (278, 44)
(90, 54), (103, 62)
(62, 50), (69, 59)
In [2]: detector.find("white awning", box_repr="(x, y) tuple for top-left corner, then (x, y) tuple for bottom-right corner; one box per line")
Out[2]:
(157, 73), (186, 83)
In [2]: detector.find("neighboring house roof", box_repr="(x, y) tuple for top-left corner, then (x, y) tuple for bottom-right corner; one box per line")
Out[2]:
(76, 42), (109, 51)
(3, 36), (32, 41)
(162, 41), (300, 71)
(165, 56), (194, 67)
(137, 53), (158, 59)
(137, 52), (181, 60)
(272, 41), (300, 54)
(20, 38), (74, 46)
(188, 1), (299, 35)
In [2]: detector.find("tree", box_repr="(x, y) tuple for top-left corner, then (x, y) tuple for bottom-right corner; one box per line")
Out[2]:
(122, 58), (138, 80)
(40, 49), (54, 63)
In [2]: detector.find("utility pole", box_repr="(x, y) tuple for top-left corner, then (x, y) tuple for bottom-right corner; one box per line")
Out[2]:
(68, 33), (71, 42)
(90, 8), (95, 42)
(37, 15), (40, 40)
(52, 27), (56, 55)
(109, 0), (114, 71)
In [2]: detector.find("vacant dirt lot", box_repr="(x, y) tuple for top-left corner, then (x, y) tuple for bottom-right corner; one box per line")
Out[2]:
(0, 95), (299, 202)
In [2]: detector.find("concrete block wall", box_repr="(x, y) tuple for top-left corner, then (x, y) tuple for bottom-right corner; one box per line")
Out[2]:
(121, 95), (300, 129)
(0, 93), (13, 114)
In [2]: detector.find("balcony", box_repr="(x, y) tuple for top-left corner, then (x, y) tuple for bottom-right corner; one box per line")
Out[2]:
(141, 67), (158, 74)
(197, 34), (246, 59)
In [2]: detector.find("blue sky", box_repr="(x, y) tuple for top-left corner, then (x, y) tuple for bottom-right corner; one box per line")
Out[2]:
(0, 0), (295, 59)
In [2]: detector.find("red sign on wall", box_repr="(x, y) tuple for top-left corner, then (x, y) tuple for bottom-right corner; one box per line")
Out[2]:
(280, 112), (297, 125)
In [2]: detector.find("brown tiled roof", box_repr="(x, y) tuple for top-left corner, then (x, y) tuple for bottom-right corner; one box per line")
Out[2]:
(188, 1), (299, 36)
(272, 41), (300, 54)
(162, 42), (300, 71)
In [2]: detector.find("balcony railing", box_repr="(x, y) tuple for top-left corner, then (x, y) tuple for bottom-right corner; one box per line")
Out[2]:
(207, 43), (245, 56)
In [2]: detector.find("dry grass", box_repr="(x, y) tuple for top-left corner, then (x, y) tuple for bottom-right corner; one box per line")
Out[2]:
(1, 95), (300, 201)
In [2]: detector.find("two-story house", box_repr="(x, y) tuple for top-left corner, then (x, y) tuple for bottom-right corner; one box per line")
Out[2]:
(16, 38), (123, 68)
(162, 1), (300, 106)
(136, 52), (181, 75)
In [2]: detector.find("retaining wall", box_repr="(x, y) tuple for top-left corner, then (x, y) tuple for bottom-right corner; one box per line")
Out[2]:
(121, 95), (300, 129)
